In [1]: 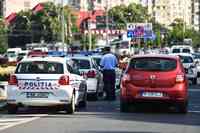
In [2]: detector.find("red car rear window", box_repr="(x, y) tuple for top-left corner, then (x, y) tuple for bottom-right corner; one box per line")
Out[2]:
(129, 57), (177, 71)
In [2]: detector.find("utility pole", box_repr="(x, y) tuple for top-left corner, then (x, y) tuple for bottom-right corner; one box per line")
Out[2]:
(61, 0), (66, 52)
(88, 0), (94, 51)
(105, 0), (109, 45)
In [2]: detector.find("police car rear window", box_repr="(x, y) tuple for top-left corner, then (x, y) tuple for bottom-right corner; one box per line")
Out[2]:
(71, 59), (90, 69)
(16, 61), (64, 74)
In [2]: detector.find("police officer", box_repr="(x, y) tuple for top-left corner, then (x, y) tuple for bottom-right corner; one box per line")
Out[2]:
(100, 47), (118, 100)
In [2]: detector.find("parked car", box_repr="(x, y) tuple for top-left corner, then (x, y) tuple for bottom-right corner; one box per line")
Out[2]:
(70, 56), (104, 100)
(7, 57), (87, 114)
(120, 54), (188, 113)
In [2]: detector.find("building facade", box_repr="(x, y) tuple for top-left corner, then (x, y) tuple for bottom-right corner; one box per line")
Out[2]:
(147, 0), (192, 28)
(3, 0), (54, 18)
(191, 0), (200, 31)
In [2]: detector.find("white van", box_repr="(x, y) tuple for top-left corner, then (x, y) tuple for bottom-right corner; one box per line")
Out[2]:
(171, 45), (194, 54)
(6, 48), (22, 62)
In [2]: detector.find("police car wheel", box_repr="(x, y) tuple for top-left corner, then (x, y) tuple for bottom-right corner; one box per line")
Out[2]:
(66, 94), (75, 114)
(192, 78), (197, 85)
(7, 104), (18, 114)
(79, 93), (87, 108)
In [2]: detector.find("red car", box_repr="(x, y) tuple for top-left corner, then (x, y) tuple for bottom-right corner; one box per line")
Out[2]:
(120, 54), (188, 113)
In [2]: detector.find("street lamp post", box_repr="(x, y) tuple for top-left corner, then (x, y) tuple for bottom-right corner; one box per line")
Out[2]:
(105, 0), (109, 45)
(61, 0), (66, 52)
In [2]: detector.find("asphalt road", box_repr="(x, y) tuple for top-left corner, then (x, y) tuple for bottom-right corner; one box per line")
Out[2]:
(0, 85), (200, 133)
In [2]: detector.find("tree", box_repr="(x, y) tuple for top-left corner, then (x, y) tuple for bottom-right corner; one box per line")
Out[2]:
(80, 34), (97, 50)
(0, 18), (7, 53)
(168, 18), (200, 47)
(7, 2), (78, 47)
(108, 3), (149, 29)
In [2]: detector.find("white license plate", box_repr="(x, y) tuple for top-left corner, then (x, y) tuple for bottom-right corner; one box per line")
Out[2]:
(26, 92), (49, 98)
(142, 92), (163, 97)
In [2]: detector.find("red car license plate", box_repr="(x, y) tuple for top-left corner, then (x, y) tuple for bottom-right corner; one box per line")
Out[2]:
(142, 92), (163, 98)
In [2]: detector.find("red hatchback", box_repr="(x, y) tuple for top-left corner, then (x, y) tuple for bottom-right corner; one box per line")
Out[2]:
(120, 54), (188, 113)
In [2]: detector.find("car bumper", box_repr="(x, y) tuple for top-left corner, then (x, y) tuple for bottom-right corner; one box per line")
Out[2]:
(7, 99), (70, 107)
(7, 85), (73, 107)
(121, 83), (188, 103)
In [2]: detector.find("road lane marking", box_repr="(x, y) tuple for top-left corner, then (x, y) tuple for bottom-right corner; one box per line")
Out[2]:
(0, 114), (47, 131)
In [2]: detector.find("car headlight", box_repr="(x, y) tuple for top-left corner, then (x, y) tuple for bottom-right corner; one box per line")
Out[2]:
(188, 69), (194, 74)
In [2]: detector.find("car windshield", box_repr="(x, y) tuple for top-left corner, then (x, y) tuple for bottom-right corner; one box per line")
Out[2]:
(129, 57), (177, 71)
(71, 59), (91, 69)
(182, 49), (190, 53)
(16, 61), (63, 74)
(7, 51), (16, 57)
(172, 49), (180, 53)
(179, 55), (193, 63)
(193, 54), (200, 59)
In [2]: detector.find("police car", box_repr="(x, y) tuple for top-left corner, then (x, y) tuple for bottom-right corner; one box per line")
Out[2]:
(171, 53), (198, 84)
(69, 56), (104, 100)
(7, 57), (87, 114)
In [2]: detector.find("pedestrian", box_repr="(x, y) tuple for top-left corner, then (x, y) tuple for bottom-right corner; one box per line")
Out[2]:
(100, 46), (118, 101)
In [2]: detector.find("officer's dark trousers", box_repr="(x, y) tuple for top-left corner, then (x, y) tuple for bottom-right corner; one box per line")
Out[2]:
(103, 70), (116, 100)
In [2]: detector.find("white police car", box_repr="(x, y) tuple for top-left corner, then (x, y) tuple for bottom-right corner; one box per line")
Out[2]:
(171, 53), (198, 84)
(70, 56), (104, 100)
(7, 57), (87, 114)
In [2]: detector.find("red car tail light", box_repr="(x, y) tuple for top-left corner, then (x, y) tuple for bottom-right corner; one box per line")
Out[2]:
(87, 70), (96, 78)
(8, 75), (18, 85)
(176, 74), (185, 83)
(59, 75), (70, 85)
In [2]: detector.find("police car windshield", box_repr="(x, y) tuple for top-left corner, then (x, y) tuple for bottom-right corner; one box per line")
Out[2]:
(16, 61), (64, 74)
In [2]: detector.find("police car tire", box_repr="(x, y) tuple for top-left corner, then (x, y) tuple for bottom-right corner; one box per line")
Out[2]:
(7, 104), (18, 114)
(66, 94), (75, 114)
(192, 78), (197, 85)
(79, 93), (87, 108)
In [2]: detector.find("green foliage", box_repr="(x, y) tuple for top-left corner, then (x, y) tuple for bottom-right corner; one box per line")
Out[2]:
(8, 2), (78, 45)
(108, 3), (149, 29)
(80, 34), (97, 50)
(0, 19), (7, 53)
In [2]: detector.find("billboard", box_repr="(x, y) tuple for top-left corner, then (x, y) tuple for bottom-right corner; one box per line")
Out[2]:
(127, 23), (153, 39)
